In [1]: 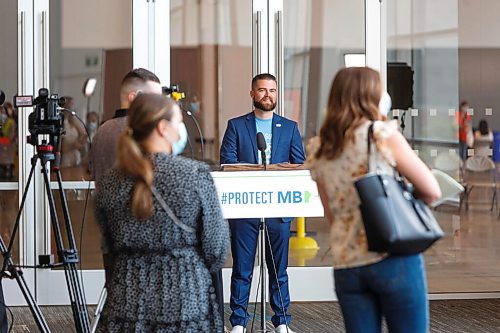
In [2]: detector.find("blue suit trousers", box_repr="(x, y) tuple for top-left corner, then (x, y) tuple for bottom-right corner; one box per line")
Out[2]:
(229, 218), (292, 328)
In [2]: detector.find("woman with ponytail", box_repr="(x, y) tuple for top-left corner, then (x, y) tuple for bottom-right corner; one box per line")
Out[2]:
(95, 94), (229, 333)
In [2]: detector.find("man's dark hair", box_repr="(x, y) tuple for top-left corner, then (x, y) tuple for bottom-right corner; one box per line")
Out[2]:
(252, 73), (277, 88)
(121, 68), (160, 87)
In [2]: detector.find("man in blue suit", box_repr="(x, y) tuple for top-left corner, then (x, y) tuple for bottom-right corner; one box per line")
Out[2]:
(220, 73), (305, 333)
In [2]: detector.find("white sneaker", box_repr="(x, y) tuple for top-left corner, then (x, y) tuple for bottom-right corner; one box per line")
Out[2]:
(275, 324), (295, 333)
(230, 325), (246, 333)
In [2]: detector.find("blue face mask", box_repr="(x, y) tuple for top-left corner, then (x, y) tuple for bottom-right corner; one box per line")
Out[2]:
(171, 122), (188, 155)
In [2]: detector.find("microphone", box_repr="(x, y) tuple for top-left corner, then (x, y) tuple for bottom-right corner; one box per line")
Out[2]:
(256, 132), (267, 167)
(0, 90), (5, 105)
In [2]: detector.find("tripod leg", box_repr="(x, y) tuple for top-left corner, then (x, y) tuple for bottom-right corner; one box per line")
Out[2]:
(54, 169), (90, 332)
(0, 237), (51, 333)
(0, 156), (51, 332)
(39, 161), (90, 333)
(256, 218), (274, 332)
(1, 155), (38, 274)
(265, 224), (290, 332)
(90, 287), (106, 333)
(260, 219), (267, 332)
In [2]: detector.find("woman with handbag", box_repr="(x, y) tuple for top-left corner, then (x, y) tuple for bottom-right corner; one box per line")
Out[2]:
(306, 67), (441, 333)
(95, 93), (229, 333)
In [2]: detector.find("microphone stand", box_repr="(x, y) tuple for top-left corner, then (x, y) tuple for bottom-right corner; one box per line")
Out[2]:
(180, 105), (204, 161)
(261, 150), (267, 171)
(257, 150), (272, 333)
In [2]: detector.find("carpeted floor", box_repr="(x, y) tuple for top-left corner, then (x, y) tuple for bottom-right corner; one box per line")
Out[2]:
(5, 299), (500, 332)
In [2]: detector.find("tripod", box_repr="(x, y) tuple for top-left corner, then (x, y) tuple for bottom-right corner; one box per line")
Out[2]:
(255, 218), (273, 333)
(1, 139), (91, 333)
(253, 139), (290, 333)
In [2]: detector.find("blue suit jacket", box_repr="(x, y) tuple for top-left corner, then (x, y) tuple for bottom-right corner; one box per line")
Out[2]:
(220, 112), (305, 223)
(220, 112), (305, 165)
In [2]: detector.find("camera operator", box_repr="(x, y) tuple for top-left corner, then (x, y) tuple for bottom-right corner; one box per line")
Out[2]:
(90, 68), (162, 184)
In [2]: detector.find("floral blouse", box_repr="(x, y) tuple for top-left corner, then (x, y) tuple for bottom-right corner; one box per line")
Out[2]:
(306, 120), (397, 269)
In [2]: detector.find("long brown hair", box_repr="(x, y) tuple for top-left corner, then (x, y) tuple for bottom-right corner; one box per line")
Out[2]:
(316, 67), (383, 160)
(117, 93), (176, 219)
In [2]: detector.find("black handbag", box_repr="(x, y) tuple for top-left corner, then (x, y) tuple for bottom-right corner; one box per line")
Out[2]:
(354, 123), (444, 255)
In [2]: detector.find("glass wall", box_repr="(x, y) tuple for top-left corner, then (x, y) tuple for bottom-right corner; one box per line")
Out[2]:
(170, 0), (252, 267)
(0, 1), (19, 262)
(47, 0), (133, 269)
(170, 0), (252, 168)
(386, 0), (500, 293)
(283, 0), (366, 267)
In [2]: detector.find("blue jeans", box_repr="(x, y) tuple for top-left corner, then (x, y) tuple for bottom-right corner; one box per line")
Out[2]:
(459, 141), (468, 161)
(334, 254), (428, 333)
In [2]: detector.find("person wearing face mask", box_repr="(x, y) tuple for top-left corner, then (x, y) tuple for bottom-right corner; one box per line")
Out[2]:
(220, 73), (305, 333)
(86, 111), (100, 142)
(95, 93), (229, 333)
(0, 102), (17, 180)
(90, 69), (163, 311)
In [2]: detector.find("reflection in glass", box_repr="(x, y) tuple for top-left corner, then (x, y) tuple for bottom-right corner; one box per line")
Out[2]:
(170, 0), (252, 167)
(0, 102), (18, 181)
(0, 1), (18, 183)
(284, 0), (365, 142)
(387, 0), (500, 293)
(49, 0), (132, 181)
(51, 189), (101, 270)
(284, 0), (366, 267)
(0, 191), (19, 262)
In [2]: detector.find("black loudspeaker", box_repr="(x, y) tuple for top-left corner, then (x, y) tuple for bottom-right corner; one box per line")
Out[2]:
(387, 62), (414, 110)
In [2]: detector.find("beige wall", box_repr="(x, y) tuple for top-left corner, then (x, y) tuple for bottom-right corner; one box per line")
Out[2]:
(61, 0), (132, 49)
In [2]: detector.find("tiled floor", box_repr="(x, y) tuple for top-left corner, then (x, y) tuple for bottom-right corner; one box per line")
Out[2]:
(8, 299), (500, 332)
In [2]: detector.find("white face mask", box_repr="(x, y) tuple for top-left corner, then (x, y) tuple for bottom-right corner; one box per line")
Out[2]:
(379, 91), (392, 116)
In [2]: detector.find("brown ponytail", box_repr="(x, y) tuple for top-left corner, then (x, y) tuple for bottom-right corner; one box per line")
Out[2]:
(116, 93), (176, 219)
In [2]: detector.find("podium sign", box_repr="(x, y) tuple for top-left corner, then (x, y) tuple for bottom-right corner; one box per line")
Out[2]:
(211, 170), (324, 219)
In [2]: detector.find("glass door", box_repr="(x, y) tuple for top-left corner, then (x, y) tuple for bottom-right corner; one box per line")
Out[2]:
(167, 0), (379, 302)
(1, 0), (35, 306)
(22, 0), (380, 306)
(35, 0), (134, 304)
(384, 0), (500, 296)
(281, 0), (371, 300)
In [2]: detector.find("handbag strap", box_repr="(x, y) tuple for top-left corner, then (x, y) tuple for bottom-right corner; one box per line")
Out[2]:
(366, 121), (404, 180)
(150, 185), (196, 233)
(366, 122), (376, 173)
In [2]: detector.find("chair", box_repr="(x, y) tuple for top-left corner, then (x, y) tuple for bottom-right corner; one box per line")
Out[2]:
(430, 169), (465, 209)
(434, 150), (462, 180)
(461, 156), (497, 211)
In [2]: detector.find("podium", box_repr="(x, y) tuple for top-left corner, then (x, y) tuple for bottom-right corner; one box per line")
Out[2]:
(212, 165), (324, 219)
(211, 165), (324, 331)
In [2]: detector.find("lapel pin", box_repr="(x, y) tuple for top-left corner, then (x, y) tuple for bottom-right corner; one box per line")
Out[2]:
(276, 123), (281, 127)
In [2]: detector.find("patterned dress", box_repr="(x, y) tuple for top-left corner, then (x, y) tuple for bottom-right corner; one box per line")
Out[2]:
(305, 121), (396, 269)
(95, 153), (229, 333)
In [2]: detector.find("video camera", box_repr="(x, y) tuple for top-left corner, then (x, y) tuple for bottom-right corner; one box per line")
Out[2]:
(14, 88), (66, 146)
(162, 84), (185, 102)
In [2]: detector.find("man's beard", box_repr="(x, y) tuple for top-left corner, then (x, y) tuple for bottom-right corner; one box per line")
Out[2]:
(253, 98), (276, 112)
